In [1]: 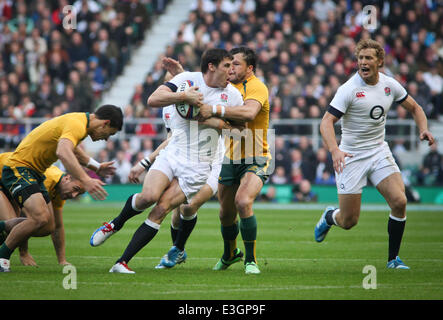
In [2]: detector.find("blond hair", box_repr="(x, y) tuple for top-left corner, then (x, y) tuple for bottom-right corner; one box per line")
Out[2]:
(355, 39), (385, 67)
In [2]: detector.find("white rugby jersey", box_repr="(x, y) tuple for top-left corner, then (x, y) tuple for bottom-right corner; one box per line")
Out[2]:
(162, 105), (175, 131)
(330, 72), (408, 152)
(161, 103), (225, 166)
(164, 71), (243, 163)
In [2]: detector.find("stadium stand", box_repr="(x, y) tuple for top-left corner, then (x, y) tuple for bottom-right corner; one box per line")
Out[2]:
(0, 0), (442, 193)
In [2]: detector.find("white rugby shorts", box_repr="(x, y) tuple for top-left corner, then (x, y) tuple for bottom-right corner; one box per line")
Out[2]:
(206, 162), (222, 196)
(335, 142), (400, 194)
(150, 148), (211, 202)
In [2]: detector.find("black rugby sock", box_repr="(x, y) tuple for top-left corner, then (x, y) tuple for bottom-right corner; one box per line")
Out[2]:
(117, 221), (159, 264)
(174, 214), (197, 251)
(170, 224), (179, 244)
(388, 215), (406, 261)
(111, 194), (143, 231)
(325, 209), (337, 226)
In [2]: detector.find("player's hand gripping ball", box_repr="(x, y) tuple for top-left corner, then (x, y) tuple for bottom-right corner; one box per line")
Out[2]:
(175, 80), (200, 119)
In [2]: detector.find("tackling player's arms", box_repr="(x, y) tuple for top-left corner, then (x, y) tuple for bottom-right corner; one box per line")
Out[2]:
(223, 99), (261, 122)
(56, 139), (107, 200)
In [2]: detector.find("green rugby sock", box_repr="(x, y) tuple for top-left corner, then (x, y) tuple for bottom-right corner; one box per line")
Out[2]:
(240, 215), (257, 264)
(0, 243), (13, 260)
(221, 222), (239, 261)
(0, 221), (5, 232)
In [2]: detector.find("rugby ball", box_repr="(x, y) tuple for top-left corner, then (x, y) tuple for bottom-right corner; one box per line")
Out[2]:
(175, 80), (200, 119)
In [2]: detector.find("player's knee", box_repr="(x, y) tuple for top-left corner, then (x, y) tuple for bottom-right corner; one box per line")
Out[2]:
(390, 194), (407, 212)
(234, 196), (252, 215)
(36, 220), (55, 236)
(136, 191), (159, 209)
(30, 211), (52, 232)
(181, 204), (196, 217)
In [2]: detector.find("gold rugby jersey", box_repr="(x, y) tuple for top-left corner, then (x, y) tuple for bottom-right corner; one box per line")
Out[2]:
(6, 113), (89, 174)
(228, 75), (270, 161)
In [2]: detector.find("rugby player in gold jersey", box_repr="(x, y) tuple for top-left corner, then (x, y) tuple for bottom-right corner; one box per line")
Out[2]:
(200, 47), (271, 274)
(0, 105), (123, 272)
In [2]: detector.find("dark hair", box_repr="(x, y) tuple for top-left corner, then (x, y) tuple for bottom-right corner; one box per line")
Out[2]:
(230, 46), (258, 72)
(94, 104), (123, 130)
(200, 48), (232, 73)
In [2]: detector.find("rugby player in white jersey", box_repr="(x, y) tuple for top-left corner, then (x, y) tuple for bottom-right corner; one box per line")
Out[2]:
(152, 104), (227, 268)
(90, 48), (243, 273)
(128, 102), (228, 269)
(314, 39), (435, 269)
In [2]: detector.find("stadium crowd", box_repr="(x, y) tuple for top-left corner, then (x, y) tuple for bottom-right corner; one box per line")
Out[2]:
(0, 0), (442, 200)
(0, 0), (168, 141)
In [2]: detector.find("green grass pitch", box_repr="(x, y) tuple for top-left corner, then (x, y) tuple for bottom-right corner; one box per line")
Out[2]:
(1, 202), (442, 300)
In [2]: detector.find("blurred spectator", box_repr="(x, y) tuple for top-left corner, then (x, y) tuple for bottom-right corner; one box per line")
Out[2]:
(141, 138), (154, 158)
(260, 185), (277, 203)
(422, 65), (443, 116)
(274, 136), (291, 174)
(312, 0), (336, 22)
(417, 142), (442, 186)
(290, 167), (303, 185)
(67, 32), (90, 64)
(292, 179), (317, 202)
(271, 166), (288, 185)
(297, 136), (317, 183)
(87, 55), (106, 95)
(315, 147), (334, 183)
(104, 139), (117, 161)
(117, 0), (151, 44)
(112, 150), (132, 184)
(315, 169), (335, 185)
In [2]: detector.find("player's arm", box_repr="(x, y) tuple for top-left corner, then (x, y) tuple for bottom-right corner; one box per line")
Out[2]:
(147, 85), (203, 108)
(73, 146), (116, 178)
(199, 99), (261, 122)
(56, 139), (107, 200)
(400, 95), (435, 146)
(50, 206), (69, 265)
(320, 108), (353, 173)
(198, 117), (244, 131)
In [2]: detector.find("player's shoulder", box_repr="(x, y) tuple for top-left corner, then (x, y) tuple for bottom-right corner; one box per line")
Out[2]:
(249, 75), (268, 91)
(180, 71), (202, 81)
(340, 72), (361, 89)
(169, 71), (200, 84)
(226, 82), (242, 95)
(378, 72), (402, 86)
(58, 112), (87, 123)
(333, 73), (360, 98)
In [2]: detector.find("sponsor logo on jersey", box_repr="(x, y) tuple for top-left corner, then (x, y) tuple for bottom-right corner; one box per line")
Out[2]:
(356, 91), (365, 98)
